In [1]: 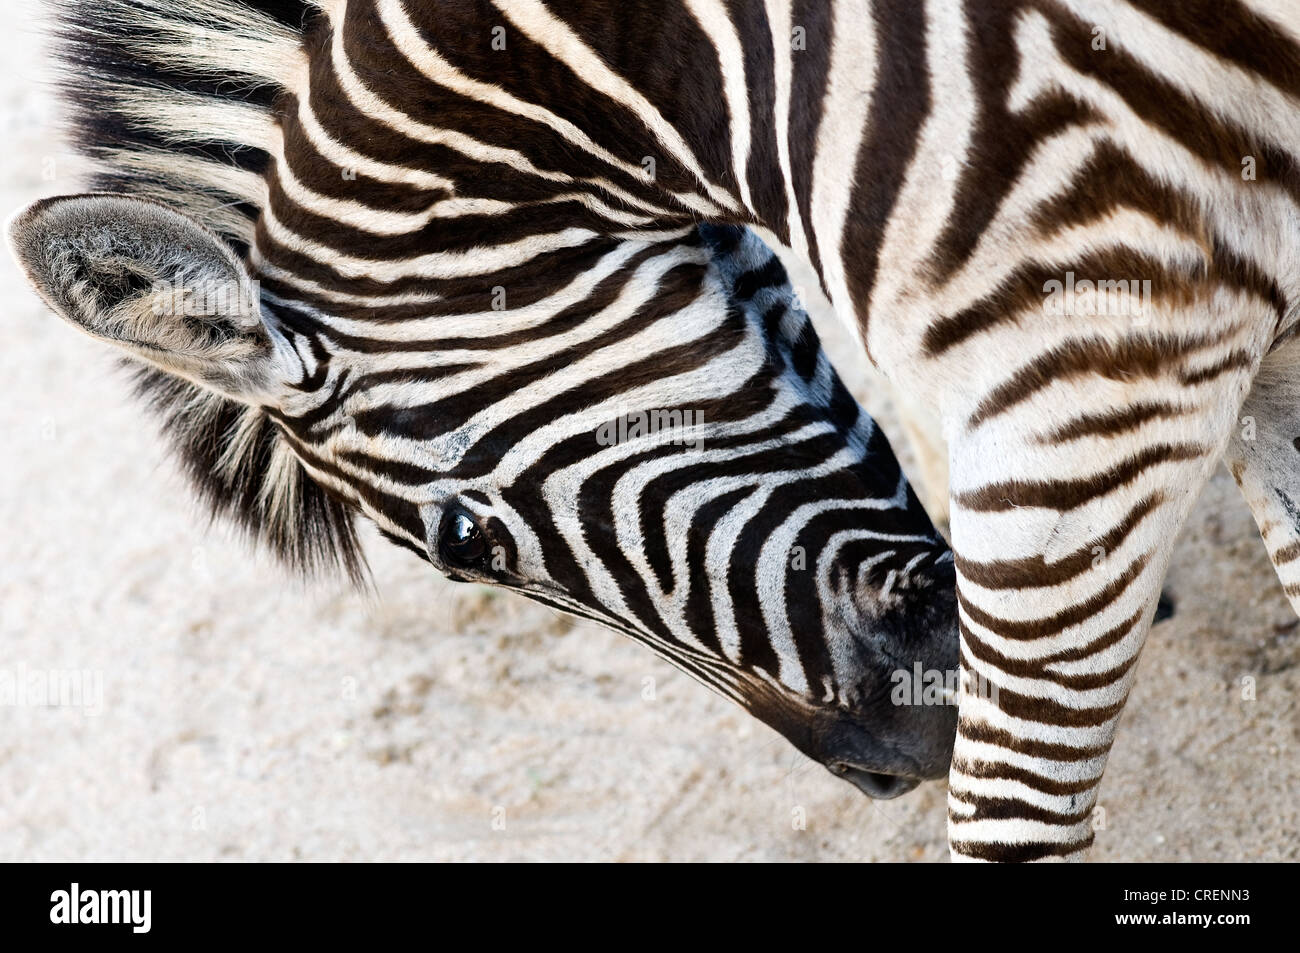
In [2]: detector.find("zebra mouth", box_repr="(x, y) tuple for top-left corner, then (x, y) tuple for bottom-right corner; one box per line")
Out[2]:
(828, 763), (923, 799)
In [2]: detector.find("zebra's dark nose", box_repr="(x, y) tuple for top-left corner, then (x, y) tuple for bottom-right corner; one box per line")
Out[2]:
(828, 763), (921, 799)
(807, 694), (957, 797)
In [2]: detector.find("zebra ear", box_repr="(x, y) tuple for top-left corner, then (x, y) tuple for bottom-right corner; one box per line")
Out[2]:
(7, 192), (282, 404)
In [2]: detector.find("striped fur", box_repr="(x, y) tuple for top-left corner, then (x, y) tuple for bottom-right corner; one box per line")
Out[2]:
(267, 0), (1300, 861)
(9, 0), (962, 807)
(14, 0), (1300, 860)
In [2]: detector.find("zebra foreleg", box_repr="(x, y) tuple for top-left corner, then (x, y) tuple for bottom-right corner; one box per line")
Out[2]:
(888, 390), (1178, 621)
(941, 380), (1253, 861)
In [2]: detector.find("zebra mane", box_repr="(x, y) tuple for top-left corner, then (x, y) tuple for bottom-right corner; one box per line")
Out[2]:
(51, 0), (366, 582)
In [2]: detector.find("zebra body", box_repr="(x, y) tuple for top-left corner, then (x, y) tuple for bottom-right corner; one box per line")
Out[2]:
(348, 0), (1296, 861)
(9, 0), (1300, 861)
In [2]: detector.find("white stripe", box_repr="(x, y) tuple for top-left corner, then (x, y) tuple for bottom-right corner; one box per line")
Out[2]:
(764, 0), (811, 257)
(685, 0), (756, 213)
(259, 202), (599, 281)
(810, 0), (878, 318)
(313, 240), (650, 340)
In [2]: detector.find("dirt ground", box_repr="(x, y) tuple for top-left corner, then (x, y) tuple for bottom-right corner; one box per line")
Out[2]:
(0, 20), (1295, 862)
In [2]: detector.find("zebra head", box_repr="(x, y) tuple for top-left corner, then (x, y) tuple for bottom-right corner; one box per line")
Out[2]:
(6, 0), (958, 798)
(10, 195), (956, 796)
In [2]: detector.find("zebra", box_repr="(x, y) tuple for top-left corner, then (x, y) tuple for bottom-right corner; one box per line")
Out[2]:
(6, 0), (962, 811)
(9, 0), (1296, 862)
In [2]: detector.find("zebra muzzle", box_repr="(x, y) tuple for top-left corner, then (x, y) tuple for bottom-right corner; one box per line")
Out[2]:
(827, 764), (921, 800)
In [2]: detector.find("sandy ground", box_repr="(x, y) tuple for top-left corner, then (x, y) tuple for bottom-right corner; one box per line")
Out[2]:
(0, 21), (1295, 863)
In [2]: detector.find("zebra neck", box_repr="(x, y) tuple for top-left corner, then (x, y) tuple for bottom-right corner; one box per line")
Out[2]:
(313, 0), (931, 331)
(481, 1), (927, 322)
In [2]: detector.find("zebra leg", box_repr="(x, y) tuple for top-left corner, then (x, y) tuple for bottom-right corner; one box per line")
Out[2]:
(942, 375), (1254, 862)
(884, 389), (1177, 636)
(1225, 341), (1300, 615)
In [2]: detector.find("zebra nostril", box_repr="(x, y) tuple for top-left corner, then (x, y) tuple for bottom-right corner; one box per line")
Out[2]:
(828, 763), (921, 800)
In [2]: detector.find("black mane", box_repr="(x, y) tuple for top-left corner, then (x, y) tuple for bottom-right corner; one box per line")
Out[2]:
(51, 0), (365, 581)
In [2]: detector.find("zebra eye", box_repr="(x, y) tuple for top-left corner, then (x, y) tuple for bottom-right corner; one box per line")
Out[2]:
(439, 508), (488, 569)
